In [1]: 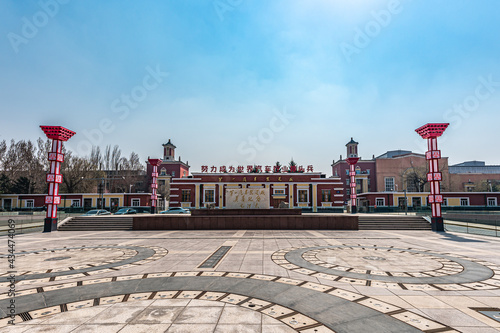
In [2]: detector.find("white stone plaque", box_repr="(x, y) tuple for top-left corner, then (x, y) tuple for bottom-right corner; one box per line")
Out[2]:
(225, 188), (270, 209)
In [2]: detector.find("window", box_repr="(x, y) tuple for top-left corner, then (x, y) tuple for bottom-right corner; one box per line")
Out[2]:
(172, 171), (176, 177)
(487, 198), (497, 206)
(71, 199), (80, 207)
(443, 198), (448, 206)
(385, 177), (395, 192)
(25, 199), (34, 208)
(412, 197), (421, 207)
(460, 198), (469, 206)
(274, 189), (285, 195)
(159, 180), (165, 186)
(346, 179), (350, 185)
(322, 190), (331, 202)
(346, 189), (350, 195)
(182, 190), (191, 202)
(160, 168), (167, 176)
(131, 199), (141, 207)
(298, 189), (308, 203)
(375, 198), (385, 206)
(204, 189), (215, 203)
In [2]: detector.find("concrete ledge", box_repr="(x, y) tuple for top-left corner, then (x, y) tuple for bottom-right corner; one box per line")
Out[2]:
(191, 208), (302, 216)
(132, 214), (358, 230)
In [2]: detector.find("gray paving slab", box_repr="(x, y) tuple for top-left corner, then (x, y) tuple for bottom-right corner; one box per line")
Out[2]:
(0, 276), (422, 333)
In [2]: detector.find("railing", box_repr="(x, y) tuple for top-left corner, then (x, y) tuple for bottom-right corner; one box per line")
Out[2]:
(0, 212), (82, 236)
(444, 219), (500, 237)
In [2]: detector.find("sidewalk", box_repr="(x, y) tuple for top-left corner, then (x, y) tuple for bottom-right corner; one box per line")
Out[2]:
(1, 227), (499, 332)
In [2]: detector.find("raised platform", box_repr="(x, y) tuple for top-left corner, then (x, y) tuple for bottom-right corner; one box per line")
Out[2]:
(190, 209), (302, 216)
(132, 214), (358, 230)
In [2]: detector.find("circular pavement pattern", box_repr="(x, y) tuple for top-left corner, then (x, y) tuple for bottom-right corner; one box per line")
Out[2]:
(0, 245), (168, 283)
(272, 245), (500, 291)
(0, 271), (457, 332)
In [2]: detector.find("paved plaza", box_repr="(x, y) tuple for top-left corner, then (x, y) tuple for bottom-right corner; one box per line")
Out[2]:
(1, 227), (500, 332)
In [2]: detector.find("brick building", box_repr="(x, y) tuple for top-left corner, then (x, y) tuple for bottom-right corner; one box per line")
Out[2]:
(170, 171), (344, 212)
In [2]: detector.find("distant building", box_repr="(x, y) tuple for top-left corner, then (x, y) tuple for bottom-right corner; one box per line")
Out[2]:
(332, 138), (375, 204)
(170, 172), (344, 211)
(448, 161), (500, 192)
(146, 140), (190, 208)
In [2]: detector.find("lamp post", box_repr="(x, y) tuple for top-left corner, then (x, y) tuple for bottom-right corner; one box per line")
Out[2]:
(346, 157), (360, 213)
(415, 123), (449, 231)
(404, 188), (408, 215)
(148, 159), (162, 214)
(40, 126), (75, 233)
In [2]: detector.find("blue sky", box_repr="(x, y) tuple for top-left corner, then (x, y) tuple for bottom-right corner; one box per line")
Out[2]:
(1, 0), (500, 173)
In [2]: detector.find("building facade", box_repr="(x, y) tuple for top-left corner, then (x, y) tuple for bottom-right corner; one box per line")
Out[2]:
(0, 193), (151, 211)
(145, 139), (190, 206)
(170, 172), (344, 212)
(358, 192), (500, 210)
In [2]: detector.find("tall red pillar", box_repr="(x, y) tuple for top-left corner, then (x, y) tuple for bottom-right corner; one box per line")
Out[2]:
(40, 126), (76, 232)
(148, 159), (162, 214)
(415, 123), (449, 231)
(346, 157), (359, 213)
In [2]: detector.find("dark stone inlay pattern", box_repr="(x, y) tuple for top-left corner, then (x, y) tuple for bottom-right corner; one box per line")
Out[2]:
(283, 246), (495, 285)
(44, 256), (72, 262)
(363, 256), (386, 261)
(0, 276), (430, 333)
(0, 245), (163, 282)
(198, 246), (232, 268)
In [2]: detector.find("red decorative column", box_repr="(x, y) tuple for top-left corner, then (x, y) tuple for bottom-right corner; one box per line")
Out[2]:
(40, 126), (76, 232)
(346, 157), (359, 213)
(415, 123), (449, 231)
(148, 159), (162, 214)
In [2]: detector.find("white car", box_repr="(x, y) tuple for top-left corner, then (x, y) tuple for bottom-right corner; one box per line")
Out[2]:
(160, 207), (190, 214)
(82, 209), (111, 216)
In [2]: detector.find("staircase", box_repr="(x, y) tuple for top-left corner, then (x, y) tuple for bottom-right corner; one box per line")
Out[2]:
(58, 216), (134, 231)
(358, 215), (431, 230)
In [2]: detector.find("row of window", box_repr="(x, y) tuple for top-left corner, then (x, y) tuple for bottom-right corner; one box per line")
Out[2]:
(20, 198), (143, 208)
(179, 189), (334, 203)
(373, 197), (498, 207)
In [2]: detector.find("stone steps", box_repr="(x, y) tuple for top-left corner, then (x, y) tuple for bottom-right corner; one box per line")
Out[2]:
(358, 215), (431, 230)
(58, 216), (134, 231)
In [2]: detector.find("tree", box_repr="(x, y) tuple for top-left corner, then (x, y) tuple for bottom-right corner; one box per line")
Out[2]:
(403, 166), (428, 192)
(11, 176), (34, 194)
(274, 161), (282, 173)
(61, 153), (103, 193)
(0, 174), (12, 194)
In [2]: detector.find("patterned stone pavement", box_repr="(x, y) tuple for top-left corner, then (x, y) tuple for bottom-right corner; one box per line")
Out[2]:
(1, 228), (500, 332)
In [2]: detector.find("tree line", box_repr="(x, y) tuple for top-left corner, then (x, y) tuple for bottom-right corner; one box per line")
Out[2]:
(0, 138), (146, 194)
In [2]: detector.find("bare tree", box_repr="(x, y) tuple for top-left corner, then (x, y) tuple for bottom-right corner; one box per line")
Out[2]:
(61, 153), (104, 193)
(90, 146), (103, 170)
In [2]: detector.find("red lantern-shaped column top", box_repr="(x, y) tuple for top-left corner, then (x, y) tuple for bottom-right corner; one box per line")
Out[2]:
(40, 126), (76, 141)
(415, 123), (449, 139)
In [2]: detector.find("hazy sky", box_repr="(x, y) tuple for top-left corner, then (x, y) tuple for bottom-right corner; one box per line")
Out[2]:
(1, 0), (499, 173)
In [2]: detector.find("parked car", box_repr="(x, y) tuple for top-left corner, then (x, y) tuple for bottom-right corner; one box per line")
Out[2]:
(114, 208), (137, 215)
(82, 209), (111, 216)
(160, 207), (190, 214)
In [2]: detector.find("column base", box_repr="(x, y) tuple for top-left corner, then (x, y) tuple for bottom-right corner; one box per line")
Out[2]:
(431, 217), (444, 232)
(43, 218), (58, 232)
(351, 206), (357, 214)
(151, 207), (156, 214)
